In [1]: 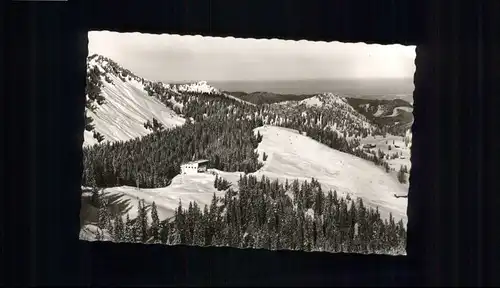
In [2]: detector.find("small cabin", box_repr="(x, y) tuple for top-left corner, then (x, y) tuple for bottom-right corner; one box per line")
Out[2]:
(180, 159), (209, 175)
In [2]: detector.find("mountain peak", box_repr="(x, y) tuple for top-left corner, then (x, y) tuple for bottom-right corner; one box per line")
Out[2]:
(299, 92), (347, 107)
(171, 80), (219, 94)
(87, 54), (142, 82)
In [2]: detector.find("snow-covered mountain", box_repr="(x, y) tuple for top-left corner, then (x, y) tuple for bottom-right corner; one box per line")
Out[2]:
(84, 55), (186, 146)
(84, 55), (255, 146)
(299, 92), (350, 108)
(265, 92), (378, 138)
(170, 80), (219, 94)
(168, 81), (254, 105)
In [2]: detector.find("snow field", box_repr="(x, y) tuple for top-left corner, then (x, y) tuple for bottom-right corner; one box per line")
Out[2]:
(84, 73), (185, 146)
(248, 125), (408, 225)
(89, 125), (409, 227)
(100, 173), (226, 222)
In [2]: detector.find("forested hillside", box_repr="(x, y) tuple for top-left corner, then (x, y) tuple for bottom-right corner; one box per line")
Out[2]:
(82, 115), (264, 188)
(345, 97), (414, 136)
(87, 175), (406, 255)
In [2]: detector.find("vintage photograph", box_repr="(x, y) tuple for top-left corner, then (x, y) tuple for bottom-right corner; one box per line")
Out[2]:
(80, 31), (415, 255)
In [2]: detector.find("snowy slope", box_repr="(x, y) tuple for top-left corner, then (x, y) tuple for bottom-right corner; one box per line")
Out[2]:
(384, 106), (414, 117)
(359, 135), (412, 172)
(84, 73), (185, 145)
(273, 93), (377, 135)
(373, 105), (385, 117)
(92, 125), (408, 227)
(100, 173), (226, 221)
(80, 224), (114, 242)
(299, 92), (350, 108)
(85, 56), (185, 146)
(249, 125), (408, 224)
(85, 55), (254, 147)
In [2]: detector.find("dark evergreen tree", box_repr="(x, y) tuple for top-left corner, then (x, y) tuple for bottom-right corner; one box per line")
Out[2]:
(397, 165), (407, 184)
(149, 201), (161, 243)
(113, 214), (125, 242)
(133, 200), (149, 243)
(124, 214), (135, 243)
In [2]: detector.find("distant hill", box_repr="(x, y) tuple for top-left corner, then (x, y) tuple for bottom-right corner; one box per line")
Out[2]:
(345, 97), (414, 136)
(227, 91), (314, 105)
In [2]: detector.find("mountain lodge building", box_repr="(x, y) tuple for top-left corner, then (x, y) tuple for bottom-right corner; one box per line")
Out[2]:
(180, 159), (209, 174)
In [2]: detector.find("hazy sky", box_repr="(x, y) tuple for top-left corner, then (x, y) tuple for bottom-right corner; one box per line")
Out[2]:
(88, 31), (416, 83)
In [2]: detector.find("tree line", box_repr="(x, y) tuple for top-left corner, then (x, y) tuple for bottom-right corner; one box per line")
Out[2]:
(85, 64), (107, 143)
(89, 174), (406, 255)
(82, 115), (264, 188)
(145, 88), (396, 174)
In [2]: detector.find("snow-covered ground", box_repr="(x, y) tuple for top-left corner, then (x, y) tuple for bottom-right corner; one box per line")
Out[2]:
(80, 224), (113, 241)
(86, 125), (409, 226)
(299, 96), (324, 107)
(373, 105), (385, 117)
(297, 93), (375, 131)
(359, 134), (412, 172)
(384, 106), (413, 117)
(84, 73), (186, 146)
(98, 173), (226, 221)
(247, 126), (408, 224)
(171, 80), (220, 94)
(300, 93), (356, 111)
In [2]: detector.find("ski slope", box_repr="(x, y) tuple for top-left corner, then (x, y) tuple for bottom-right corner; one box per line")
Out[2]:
(100, 173), (226, 221)
(84, 72), (185, 146)
(248, 125), (408, 224)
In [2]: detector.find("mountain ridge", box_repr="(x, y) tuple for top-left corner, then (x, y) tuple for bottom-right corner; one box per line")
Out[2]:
(85, 53), (413, 145)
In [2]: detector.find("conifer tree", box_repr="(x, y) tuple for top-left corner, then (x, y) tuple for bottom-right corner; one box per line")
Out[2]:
(132, 201), (147, 243)
(397, 165), (407, 183)
(124, 214), (134, 242)
(214, 175), (219, 189)
(150, 201), (161, 243)
(169, 225), (182, 245)
(97, 194), (110, 230)
(113, 214), (125, 242)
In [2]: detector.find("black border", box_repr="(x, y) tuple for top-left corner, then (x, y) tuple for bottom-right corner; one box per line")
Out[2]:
(6, 0), (495, 286)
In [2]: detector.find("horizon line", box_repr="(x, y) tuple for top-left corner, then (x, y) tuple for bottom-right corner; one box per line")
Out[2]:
(163, 77), (415, 84)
